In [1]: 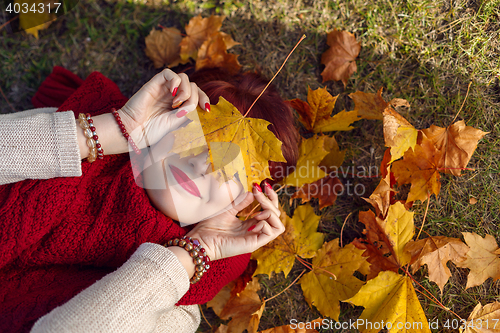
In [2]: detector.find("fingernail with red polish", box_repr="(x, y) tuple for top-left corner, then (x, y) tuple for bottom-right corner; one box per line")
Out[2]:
(253, 182), (262, 192)
(247, 225), (256, 232)
(172, 87), (178, 97)
(264, 181), (272, 190)
(176, 110), (187, 118)
(205, 103), (211, 112)
(172, 101), (182, 109)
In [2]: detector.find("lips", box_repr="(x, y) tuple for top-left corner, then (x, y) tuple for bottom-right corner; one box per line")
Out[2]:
(169, 164), (202, 198)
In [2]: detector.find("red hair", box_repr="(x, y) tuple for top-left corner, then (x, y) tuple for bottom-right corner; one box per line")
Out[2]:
(189, 68), (300, 183)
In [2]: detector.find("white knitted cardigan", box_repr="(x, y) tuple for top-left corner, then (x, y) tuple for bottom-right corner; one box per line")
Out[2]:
(1, 108), (200, 333)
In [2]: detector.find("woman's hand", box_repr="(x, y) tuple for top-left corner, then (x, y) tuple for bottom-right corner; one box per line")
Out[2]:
(186, 182), (285, 261)
(118, 68), (210, 148)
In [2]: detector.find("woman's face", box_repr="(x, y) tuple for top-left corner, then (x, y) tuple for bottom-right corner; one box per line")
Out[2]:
(141, 128), (245, 225)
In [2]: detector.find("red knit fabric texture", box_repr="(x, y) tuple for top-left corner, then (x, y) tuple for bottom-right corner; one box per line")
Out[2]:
(1, 67), (250, 333)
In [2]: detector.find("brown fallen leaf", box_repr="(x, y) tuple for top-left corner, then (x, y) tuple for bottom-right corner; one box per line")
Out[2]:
(349, 88), (388, 120)
(456, 232), (500, 289)
(214, 324), (229, 333)
(258, 319), (323, 333)
(362, 178), (395, 218)
(405, 236), (469, 293)
(460, 302), (500, 333)
(144, 27), (184, 68)
(207, 277), (265, 333)
(421, 120), (488, 176)
(469, 197), (478, 205)
(320, 29), (361, 87)
(291, 175), (343, 210)
(196, 32), (242, 74)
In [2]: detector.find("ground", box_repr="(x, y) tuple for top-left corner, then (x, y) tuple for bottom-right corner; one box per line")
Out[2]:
(1, 0), (499, 332)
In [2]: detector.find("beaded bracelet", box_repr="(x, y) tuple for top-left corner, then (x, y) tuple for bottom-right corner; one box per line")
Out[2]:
(111, 108), (141, 155)
(78, 113), (103, 162)
(166, 236), (211, 284)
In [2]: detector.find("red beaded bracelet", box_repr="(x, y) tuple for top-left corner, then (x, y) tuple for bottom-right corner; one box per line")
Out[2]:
(111, 108), (141, 155)
(166, 236), (211, 284)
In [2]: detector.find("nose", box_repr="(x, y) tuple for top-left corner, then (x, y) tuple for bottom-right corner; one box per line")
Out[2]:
(188, 150), (211, 176)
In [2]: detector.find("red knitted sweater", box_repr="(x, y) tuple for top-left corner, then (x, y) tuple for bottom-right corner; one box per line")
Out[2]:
(0, 67), (250, 333)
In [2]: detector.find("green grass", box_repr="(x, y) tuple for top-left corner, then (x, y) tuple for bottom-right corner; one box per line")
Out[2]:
(1, 0), (500, 332)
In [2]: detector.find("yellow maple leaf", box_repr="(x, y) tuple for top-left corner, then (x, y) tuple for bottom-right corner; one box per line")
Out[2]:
(288, 87), (360, 133)
(299, 240), (369, 321)
(405, 236), (469, 293)
(381, 202), (415, 267)
(283, 136), (329, 188)
(456, 232), (500, 289)
(170, 97), (286, 190)
(383, 107), (418, 163)
(460, 302), (500, 333)
(318, 135), (345, 171)
(251, 204), (324, 277)
(207, 277), (265, 333)
(17, 0), (56, 39)
(346, 270), (431, 333)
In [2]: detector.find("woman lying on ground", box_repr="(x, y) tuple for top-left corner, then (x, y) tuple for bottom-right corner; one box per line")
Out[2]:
(0, 67), (299, 333)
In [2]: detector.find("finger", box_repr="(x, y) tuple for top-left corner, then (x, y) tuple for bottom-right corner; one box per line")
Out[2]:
(252, 183), (280, 218)
(173, 82), (200, 119)
(263, 181), (279, 210)
(197, 86), (211, 112)
(249, 211), (285, 246)
(148, 68), (181, 97)
(172, 73), (191, 108)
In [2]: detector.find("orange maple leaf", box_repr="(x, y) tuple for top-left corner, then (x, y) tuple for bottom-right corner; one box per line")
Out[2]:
(320, 29), (361, 87)
(421, 120), (488, 176)
(207, 277), (265, 333)
(352, 210), (399, 279)
(196, 32), (242, 74)
(391, 135), (442, 203)
(349, 88), (388, 120)
(179, 14), (225, 61)
(352, 203), (414, 279)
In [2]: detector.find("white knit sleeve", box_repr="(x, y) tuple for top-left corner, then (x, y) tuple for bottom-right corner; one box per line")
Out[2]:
(0, 108), (81, 185)
(31, 243), (200, 333)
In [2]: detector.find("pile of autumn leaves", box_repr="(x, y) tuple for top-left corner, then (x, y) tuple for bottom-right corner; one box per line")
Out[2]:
(146, 15), (497, 333)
